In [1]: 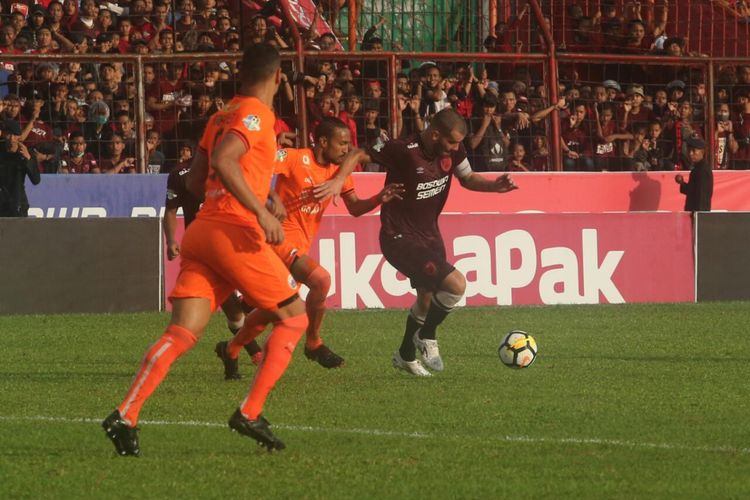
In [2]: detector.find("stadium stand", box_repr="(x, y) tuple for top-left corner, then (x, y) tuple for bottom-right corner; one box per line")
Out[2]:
(0, 0), (748, 172)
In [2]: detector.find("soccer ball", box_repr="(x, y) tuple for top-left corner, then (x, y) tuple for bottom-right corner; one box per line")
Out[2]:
(498, 330), (537, 368)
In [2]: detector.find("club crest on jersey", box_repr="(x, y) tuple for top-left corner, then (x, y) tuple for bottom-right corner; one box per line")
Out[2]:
(243, 114), (261, 131)
(440, 157), (452, 172)
(276, 149), (288, 161)
(301, 155), (311, 165)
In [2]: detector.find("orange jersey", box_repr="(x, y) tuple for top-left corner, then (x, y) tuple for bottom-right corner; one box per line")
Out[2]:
(273, 147), (355, 250)
(197, 96), (277, 227)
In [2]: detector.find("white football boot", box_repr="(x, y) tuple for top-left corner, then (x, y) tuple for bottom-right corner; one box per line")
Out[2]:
(391, 351), (432, 377)
(413, 331), (444, 371)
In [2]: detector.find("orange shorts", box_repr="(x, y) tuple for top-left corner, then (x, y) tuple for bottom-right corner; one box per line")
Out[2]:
(272, 228), (311, 268)
(169, 218), (298, 311)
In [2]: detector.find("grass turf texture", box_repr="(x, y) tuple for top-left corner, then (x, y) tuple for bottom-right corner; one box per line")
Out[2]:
(1, 303), (750, 499)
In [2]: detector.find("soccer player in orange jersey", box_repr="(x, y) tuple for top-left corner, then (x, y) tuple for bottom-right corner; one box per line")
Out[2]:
(102, 44), (332, 454)
(216, 117), (404, 375)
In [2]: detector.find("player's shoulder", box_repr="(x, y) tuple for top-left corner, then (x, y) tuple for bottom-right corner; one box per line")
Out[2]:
(389, 135), (420, 152)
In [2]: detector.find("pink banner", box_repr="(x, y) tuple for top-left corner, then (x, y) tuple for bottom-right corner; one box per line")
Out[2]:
(322, 171), (750, 216)
(164, 212), (695, 309)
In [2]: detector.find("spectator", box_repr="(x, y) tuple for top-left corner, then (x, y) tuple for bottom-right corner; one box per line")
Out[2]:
(0, 119), (40, 217)
(99, 133), (136, 173)
(82, 100), (113, 160)
(593, 102), (630, 170)
(467, 92), (510, 172)
(146, 129), (166, 173)
(561, 100), (593, 171)
(623, 124), (649, 170)
(530, 135), (549, 171)
(60, 132), (99, 173)
(715, 103), (738, 169)
(508, 143), (530, 172)
(732, 87), (750, 169)
(675, 136), (712, 211)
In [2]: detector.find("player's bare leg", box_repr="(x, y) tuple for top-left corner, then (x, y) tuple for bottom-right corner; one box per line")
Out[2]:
(229, 297), (308, 451)
(413, 270), (466, 371)
(103, 297), (213, 456)
(292, 256), (343, 368)
(216, 294), (262, 380)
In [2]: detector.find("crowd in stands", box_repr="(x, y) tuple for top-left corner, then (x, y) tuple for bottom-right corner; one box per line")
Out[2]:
(0, 0), (749, 173)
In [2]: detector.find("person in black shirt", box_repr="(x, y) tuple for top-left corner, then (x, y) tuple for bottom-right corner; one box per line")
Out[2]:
(324, 108), (518, 376)
(675, 136), (713, 212)
(0, 120), (40, 217)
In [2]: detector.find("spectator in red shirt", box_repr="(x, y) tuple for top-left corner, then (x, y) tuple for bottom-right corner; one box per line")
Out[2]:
(61, 132), (99, 173)
(146, 62), (186, 140)
(732, 88), (750, 169)
(561, 101), (593, 171)
(99, 133), (136, 174)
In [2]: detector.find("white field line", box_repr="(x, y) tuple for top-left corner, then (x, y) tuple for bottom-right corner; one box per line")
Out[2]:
(1, 414), (748, 456)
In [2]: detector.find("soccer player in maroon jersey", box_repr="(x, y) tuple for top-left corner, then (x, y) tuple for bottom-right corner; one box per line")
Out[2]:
(327, 108), (518, 376)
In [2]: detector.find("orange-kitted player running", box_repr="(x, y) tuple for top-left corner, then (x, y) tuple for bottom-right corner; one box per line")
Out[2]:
(216, 117), (404, 375)
(102, 44), (329, 454)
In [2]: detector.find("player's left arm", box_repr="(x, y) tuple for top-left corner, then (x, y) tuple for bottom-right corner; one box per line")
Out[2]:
(455, 158), (518, 193)
(342, 183), (405, 217)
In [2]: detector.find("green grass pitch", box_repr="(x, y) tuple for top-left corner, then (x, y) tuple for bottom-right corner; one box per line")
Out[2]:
(2, 303), (750, 499)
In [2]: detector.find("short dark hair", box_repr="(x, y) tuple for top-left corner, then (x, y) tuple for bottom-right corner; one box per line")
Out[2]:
(239, 42), (280, 85)
(315, 117), (349, 143)
(430, 108), (467, 136)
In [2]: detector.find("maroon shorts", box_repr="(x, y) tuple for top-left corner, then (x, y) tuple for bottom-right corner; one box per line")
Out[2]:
(379, 231), (455, 291)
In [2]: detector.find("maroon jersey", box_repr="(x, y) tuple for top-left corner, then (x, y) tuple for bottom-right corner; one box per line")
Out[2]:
(166, 165), (201, 227)
(367, 134), (472, 241)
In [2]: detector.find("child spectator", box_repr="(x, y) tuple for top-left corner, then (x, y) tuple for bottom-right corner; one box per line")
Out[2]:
(508, 143), (530, 172)
(60, 132), (99, 173)
(530, 135), (549, 171)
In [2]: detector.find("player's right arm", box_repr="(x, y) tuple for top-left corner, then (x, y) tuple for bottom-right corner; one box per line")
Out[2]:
(211, 133), (283, 244)
(313, 148), (372, 201)
(164, 169), (183, 260)
(185, 147), (209, 202)
(342, 183), (405, 217)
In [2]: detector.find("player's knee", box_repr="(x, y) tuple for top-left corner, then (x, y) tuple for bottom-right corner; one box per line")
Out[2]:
(306, 265), (331, 297)
(442, 270), (466, 296)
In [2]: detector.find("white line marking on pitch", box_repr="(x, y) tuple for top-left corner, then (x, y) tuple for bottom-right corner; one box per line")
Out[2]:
(0, 415), (748, 456)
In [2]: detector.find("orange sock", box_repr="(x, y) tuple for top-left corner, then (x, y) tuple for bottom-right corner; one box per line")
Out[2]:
(240, 313), (308, 420)
(118, 324), (196, 426)
(303, 266), (330, 350)
(227, 309), (268, 359)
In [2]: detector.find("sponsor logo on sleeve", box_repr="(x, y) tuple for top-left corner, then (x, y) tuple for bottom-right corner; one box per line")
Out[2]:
(243, 114), (261, 131)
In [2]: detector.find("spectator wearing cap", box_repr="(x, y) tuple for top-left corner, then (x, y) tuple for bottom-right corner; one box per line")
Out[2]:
(731, 87), (750, 169)
(675, 136), (712, 211)
(620, 84), (652, 132)
(82, 100), (113, 160)
(0, 119), (40, 217)
(603, 80), (621, 101)
(94, 31), (115, 54)
(467, 92), (510, 172)
(666, 80), (686, 103)
(28, 5), (49, 33)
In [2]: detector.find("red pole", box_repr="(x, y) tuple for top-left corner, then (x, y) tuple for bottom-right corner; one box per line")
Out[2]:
(388, 54), (399, 140)
(527, 0), (561, 170)
(490, 0), (497, 33)
(348, 0), (357, 52)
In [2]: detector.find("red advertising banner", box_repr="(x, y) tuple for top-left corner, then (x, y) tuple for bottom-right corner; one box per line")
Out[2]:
(322, 171), (750, 216)
(164, 212), (695, 309)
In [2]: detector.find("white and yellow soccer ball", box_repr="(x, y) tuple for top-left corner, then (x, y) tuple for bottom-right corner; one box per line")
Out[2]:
(498, 330), (537, 368)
